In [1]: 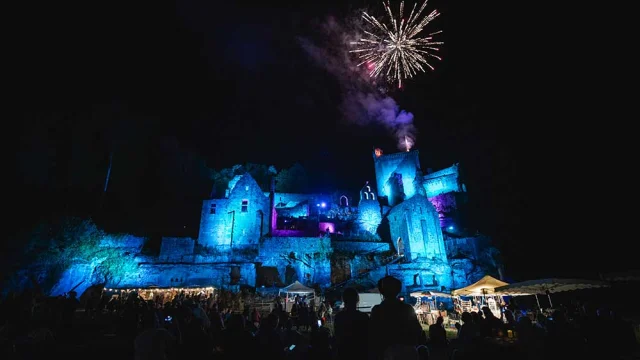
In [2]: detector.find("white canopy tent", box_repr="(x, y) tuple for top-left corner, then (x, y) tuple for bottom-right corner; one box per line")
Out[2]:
(600, 271), (640, 282)
(451, 275), (509, 317)
(278, 281), (316, 312)
(279, 281), (315, 295)
(494, 278), (610, 308)
(410, 290), (453, 322)
(451, 275), (509, 296)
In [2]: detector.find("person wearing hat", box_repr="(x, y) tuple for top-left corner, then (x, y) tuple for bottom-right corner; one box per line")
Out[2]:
(369, 276), (423, 359)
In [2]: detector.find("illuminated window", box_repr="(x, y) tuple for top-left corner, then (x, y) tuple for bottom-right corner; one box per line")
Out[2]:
(210, 203), (216, 214)
(241, 199), (248, 212)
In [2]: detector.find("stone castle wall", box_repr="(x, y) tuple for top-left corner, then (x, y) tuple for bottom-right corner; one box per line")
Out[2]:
(423, 164), (462, 198)
(373, 150), (421, 205)
(159, 237), (196, 262)
(199, 175), (270, 248)
(444, 235), (492, 260)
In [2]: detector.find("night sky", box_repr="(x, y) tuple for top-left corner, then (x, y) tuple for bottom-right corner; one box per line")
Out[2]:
(8, 1), (633, 280)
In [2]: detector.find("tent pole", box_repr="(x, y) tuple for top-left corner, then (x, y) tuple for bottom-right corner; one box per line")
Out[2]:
(547, 293), (553, 308)
(534, 294), (541, 308)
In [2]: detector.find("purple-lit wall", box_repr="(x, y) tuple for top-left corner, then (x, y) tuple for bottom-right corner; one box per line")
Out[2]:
(319, 222), (335, 233)
(271, 229), (308, 237)
(428, 193), (457, 228)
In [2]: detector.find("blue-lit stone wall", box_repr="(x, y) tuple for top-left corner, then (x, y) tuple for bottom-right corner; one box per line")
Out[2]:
(266, 193), (333, 215)
(357, 199), (382, 236)
(259, 237), (332, 255)
(258, 237), (332, 286)
(132, 263), (256, 289)
(49, 262), (99, 296)
(387, 195), (447, 262)
(373, 150), (421, 206)
(9, 160), (501, 297)
(278, 201), (309, 218)
(423, 164), (463, 198)
(332, 241), (390, 253)
(199, 198), (230, 248)
(159, 237), (196, 262)
(199, 174), (270, 249)
(444, 235), (491, 260)
(387, 260), (452, 292)
(445, 235), (501, 288)
(268, 193), (312, 207)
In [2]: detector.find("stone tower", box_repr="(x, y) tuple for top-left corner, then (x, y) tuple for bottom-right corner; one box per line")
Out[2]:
(372, 149), (422, 206)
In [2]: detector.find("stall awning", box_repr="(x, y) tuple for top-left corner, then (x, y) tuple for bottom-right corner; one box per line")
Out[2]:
(493, 278), (609, 295)
(279, 281), (315, 294)
(451, 275), (509, 296)
(410, 291), (452, 298)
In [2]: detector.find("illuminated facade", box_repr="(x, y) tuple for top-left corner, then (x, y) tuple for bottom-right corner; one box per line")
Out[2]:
(189, 148), (493, 292)
(29, 148), (502, 297)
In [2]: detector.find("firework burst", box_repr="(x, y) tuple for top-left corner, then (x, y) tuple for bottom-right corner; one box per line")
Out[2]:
(350, 0), (443, 88)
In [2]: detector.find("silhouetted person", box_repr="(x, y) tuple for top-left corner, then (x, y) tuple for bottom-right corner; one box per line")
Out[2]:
(134, 312), (175, 360)
(369, 276), (422, 360)
(456, 311), (479, 345)
(282, 318), (301, 348)
(428, 316), (447, 348)
(334, 288), (370, 360)
(220, 313), (256, 360)
(256, 313), (284, 359)
(480, 306), (504, 337)
(309, 318), (332, 360)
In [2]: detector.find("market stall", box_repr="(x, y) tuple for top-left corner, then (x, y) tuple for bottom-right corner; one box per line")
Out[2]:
(451, 275), (509, 318)
(493, 278), (610, 308)
(104, 285), (216, 304)
(278, 281), (316, 312)
(410, 290), (452, 325)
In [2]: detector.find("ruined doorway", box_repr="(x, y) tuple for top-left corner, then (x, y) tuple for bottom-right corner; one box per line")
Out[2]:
(413, 273), (422, 286)
(397, 237), (405, 257)
(230, 266), (241, 285)
(331, 255), (352, 284)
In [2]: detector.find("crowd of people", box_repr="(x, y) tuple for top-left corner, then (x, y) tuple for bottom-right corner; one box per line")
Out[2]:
(0, 275), (637, 360)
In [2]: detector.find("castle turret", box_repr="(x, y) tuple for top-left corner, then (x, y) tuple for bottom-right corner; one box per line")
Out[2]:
(357, 181), (382, 237)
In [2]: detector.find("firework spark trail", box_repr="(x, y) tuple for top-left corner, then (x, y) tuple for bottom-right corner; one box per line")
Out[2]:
(350, 0), (443, 88)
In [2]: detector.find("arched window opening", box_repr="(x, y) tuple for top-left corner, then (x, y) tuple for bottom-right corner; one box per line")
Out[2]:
(340, 195), (349, 207)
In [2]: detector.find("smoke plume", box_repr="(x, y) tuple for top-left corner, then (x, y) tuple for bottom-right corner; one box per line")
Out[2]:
(298, 14), (418, 151)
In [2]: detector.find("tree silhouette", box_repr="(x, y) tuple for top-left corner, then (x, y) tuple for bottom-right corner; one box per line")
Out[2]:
(210, 163), (277, 197)
(275, 163), (309, 193)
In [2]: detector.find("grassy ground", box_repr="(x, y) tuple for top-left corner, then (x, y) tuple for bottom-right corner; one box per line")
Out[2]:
(420, 324), (458, 339)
